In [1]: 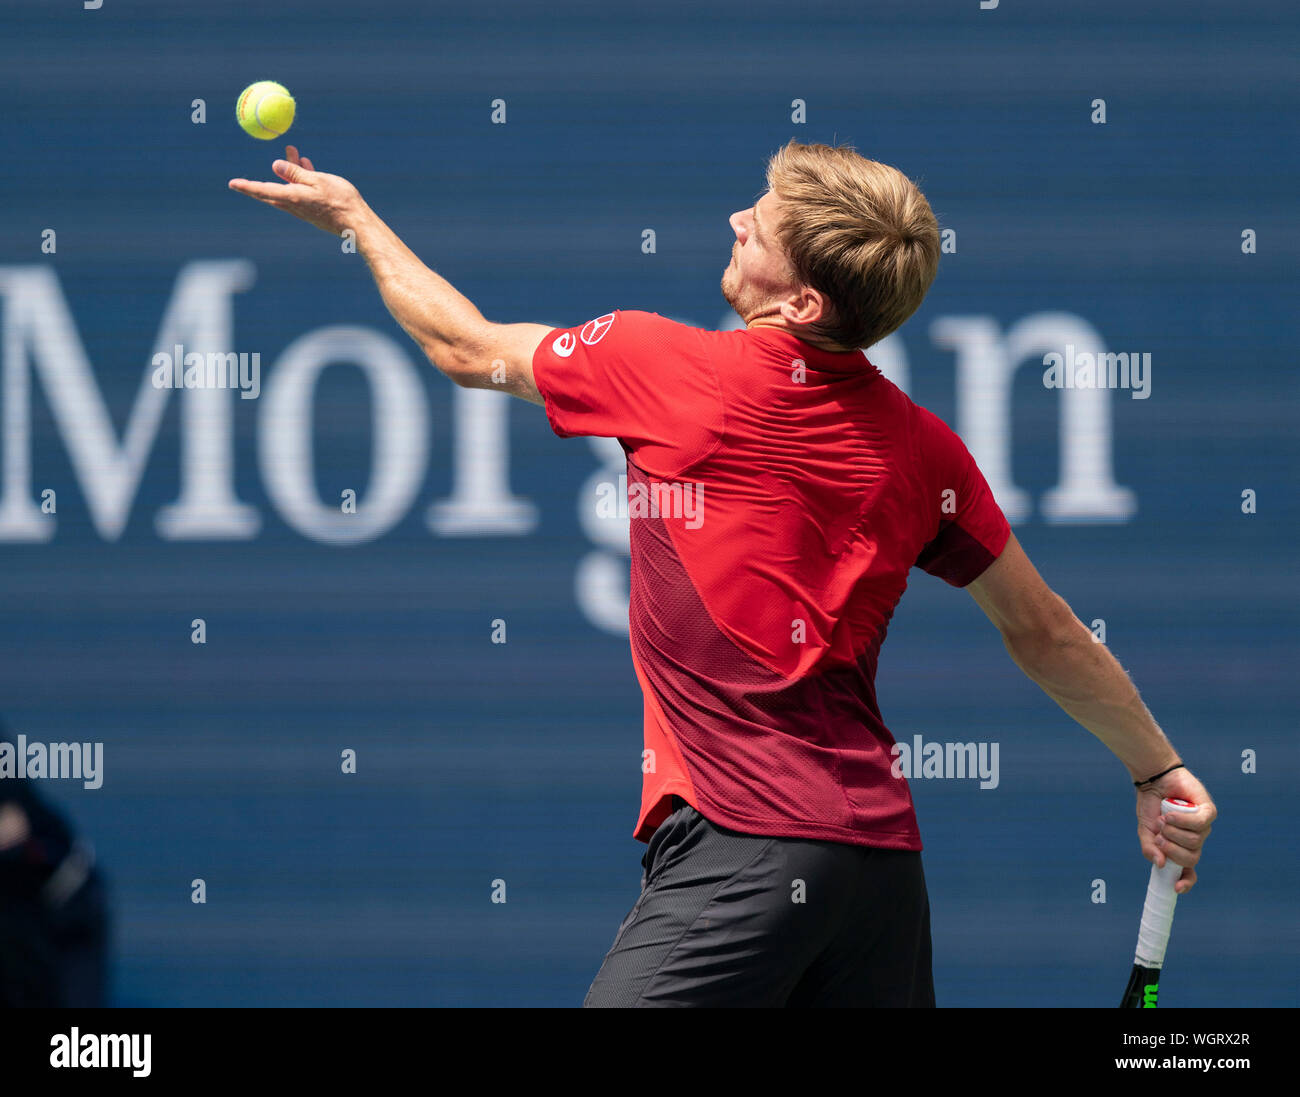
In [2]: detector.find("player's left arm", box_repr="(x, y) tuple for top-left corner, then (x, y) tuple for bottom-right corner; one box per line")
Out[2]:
(967, 533), (1217, 890)
(228, 147), (551, 405)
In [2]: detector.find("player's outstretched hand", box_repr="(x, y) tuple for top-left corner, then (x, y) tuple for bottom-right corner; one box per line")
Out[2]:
(1136, 768), (1216, 894)
(228, 145), (364, 236)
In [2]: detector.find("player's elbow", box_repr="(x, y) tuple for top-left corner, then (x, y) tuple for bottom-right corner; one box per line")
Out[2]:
(1001, 593), (1084, 670)
(442, 360), (479, 388)
(428, 321), (498, 389)
(421, 341), (476, 387)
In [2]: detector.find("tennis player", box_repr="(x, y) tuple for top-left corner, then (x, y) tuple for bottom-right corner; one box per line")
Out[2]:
(230, 140), (1217, 1007)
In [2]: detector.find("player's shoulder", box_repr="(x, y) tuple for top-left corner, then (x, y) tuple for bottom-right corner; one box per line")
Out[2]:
(575, 310), (737, 357)
(875, 383), (972, 466)
(910, 401), (982, 480)
(608, 309), (724, 335)
(909, 398), (953, 436)
(883, 380), (951, 436)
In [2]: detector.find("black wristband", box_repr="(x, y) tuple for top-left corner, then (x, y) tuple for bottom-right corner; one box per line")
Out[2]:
(1134, 762), (1185, 788)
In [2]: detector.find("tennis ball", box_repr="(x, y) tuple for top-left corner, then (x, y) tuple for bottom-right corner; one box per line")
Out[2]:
(236, 81), (295, 140)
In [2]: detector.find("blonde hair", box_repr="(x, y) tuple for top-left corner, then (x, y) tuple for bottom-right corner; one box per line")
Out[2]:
(764, 140), (940, 349)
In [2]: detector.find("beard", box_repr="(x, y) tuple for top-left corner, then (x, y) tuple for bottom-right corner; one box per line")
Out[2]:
(720, 259), (748, 317)
(721, 254), (784, 325)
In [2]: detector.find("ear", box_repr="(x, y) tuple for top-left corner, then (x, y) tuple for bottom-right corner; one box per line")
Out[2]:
(782, 285), (832, 327)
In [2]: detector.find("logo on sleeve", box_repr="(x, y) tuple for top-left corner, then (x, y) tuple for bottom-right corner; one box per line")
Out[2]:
(552, 331), (576, 358)
(580, 313), (616, 346)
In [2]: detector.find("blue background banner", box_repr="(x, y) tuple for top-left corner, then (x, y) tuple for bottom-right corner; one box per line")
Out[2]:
(1, 0), (1296, 1005)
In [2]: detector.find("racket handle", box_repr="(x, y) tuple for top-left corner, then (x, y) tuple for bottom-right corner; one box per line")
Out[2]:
(1133, 797), (1197, 968)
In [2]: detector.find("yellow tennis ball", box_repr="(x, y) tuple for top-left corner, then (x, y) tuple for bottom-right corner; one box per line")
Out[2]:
(236, 81), (295, 140)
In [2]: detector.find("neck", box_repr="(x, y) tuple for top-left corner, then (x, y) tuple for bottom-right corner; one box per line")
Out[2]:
(745, 315), (855, 354)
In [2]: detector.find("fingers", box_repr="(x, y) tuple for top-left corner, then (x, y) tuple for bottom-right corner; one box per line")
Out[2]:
(1145, 834), (1194, 873)
(1153, 827), (1190, 864)
(228, 150), (316, 201)
(1157, 806), (1212, 867)
(1160, 812), (1211, 848)
(1138, 815), (1168, 866)
(273, 158), (309, 183)
(227, 178), (312, 206)
(229, 155), (356, 234)
(228, 178), (281, 200)
(1152, 815), (1208, 876)
(284, 144), (315, 172)
(1135, 778), (1213, 890)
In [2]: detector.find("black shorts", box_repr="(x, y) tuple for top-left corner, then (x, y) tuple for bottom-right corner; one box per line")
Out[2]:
(584, 799), (935, 1007)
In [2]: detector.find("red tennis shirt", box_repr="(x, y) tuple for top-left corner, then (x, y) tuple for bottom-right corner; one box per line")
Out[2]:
(532, 310), (1011, 850)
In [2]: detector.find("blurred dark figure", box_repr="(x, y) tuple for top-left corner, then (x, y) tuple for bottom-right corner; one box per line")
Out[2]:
(0, 724), (110, 1007)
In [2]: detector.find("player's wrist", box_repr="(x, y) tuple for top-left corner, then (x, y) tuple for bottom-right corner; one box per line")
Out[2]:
(1132, 761), (1185, 789)
(1124, 748), (1182, 786)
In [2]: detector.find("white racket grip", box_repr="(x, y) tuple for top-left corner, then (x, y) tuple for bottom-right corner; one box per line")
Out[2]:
(1133, 797), (1198, 968)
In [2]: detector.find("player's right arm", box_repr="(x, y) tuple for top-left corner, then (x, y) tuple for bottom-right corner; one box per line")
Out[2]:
(444, 322), (551, 406)
(229, 146), (552, 406)
(966, 533), (1217, 890)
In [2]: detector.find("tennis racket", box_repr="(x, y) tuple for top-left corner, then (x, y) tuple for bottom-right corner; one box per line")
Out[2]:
(1119, 796), (1197, 1007)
